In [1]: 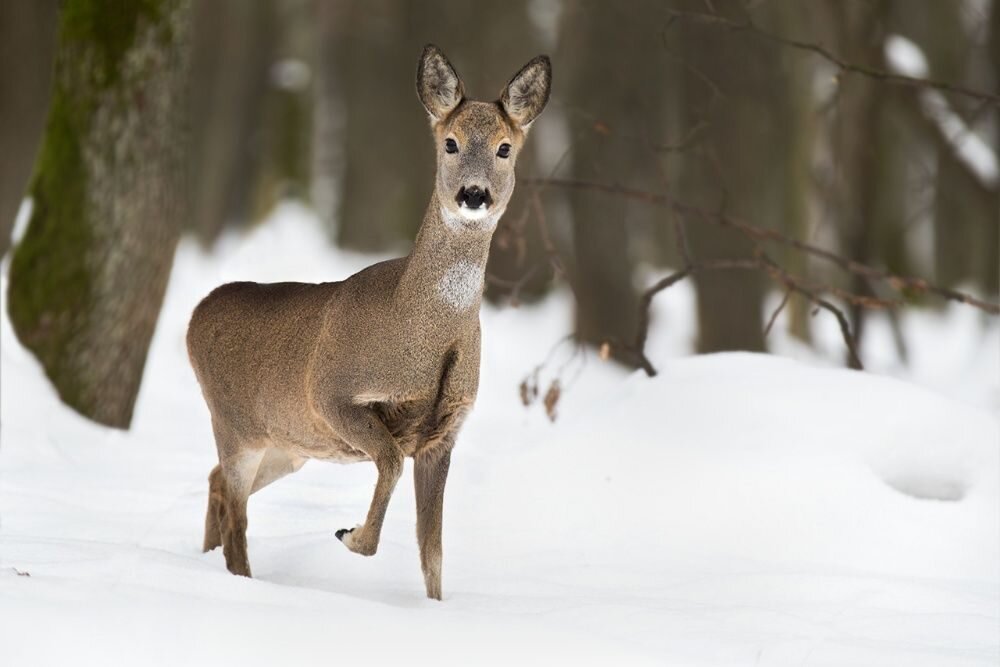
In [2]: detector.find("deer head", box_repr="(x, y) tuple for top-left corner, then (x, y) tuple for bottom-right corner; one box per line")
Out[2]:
(416, 44), (551, 231)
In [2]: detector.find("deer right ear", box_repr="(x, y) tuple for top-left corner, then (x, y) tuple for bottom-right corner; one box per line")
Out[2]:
(416, 44), (464, 122)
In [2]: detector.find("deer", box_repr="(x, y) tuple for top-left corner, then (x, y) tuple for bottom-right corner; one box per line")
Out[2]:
(186, 45), (551, 600)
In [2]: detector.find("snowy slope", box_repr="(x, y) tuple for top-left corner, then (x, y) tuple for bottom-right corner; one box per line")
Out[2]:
(2, 204), (998, 666)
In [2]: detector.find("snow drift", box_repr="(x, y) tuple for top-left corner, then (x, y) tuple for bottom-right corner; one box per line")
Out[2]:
(2, 204), (997, 666)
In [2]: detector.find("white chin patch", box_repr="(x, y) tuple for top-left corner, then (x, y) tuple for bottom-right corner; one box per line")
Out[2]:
(441, 204), (503, 231)
(457, 203), (490, 221)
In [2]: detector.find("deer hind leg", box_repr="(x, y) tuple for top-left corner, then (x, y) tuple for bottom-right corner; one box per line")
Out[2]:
(216, 447), (266, 577)
(414, 447), (451, 600)
(203, 464), (226, 552)
(329, 403), (404, 557)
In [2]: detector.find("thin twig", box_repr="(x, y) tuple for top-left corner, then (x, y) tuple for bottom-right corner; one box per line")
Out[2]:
(524, 177), (1000, 315)
(663, 8), (1000, 106)
(756, 251), (863, 369)
(763, 290), (792, 338)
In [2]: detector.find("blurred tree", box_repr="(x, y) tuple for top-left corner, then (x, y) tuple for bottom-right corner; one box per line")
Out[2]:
(329, 0), (431, 251)
(250, 0), (317, 218)
(914, 0), (1000, 296)
(0, 0), (59, 258)
(187, 0), (273, 242)
(765, 1), (817, 343)
(669, 0), (779, 354)
(822, 0), (890, 365)
(991, 0), (1000, 297)
(7, 0), (191, 429)
(558, 0), (645, 360)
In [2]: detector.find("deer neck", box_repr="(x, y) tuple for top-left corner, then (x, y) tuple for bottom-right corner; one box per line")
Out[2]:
(396, 191), (498, 318)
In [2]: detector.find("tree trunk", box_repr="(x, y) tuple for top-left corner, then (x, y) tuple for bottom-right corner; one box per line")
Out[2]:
(187, 0), (273, 242)
(767, 1), (816, 343)
(560, 0), (649, 359)
(990, 0), (1000, 297)
(331, 0), (431, 251)
(7, 0), (191, 429)
(0, 0), (59, 258)
(823, 0), (890, 367)
(673, 0), (775, 354)
(248, 0), (316, 219)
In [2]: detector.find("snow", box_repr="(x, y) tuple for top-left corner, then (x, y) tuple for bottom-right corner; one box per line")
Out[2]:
(2, 203), (998, 666)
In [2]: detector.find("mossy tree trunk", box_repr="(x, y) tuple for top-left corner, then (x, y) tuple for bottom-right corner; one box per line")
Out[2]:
(0, 0), (59, 258)
(7, 0), (191, 429)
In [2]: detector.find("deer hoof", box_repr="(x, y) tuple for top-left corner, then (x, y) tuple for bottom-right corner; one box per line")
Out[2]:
(337, 525), (376, 555)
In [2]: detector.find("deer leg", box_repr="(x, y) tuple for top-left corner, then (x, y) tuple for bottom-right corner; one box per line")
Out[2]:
(203, 464), (226, 552)
(328, 403), (403, 557)
(414, 447), (451, 600)
(218, 448), (266, 576)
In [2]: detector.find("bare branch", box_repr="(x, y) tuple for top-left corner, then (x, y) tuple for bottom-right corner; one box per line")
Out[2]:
(756, 251), (864, 369)
(763, 290), (792, 338)
(663, 8), (1000, 106)
(524, 177), (1000, 315)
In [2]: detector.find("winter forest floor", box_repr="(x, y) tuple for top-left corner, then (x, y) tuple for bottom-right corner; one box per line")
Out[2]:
(2, 203), (998, 666)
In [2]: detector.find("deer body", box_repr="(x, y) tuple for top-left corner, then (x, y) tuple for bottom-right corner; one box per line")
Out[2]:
(187, 45), (550, 599)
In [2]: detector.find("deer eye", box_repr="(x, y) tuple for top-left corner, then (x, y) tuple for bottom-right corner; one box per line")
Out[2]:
(497, 143), (511, 159)
(445, 138), (458, 154)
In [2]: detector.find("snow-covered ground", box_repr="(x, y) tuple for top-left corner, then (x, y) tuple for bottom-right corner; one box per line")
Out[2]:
(2, 203), (998, 666)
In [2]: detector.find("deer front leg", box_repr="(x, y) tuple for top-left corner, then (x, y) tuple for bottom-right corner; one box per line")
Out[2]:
(329, 403), (404, 557)
(414, 447), (451, 600)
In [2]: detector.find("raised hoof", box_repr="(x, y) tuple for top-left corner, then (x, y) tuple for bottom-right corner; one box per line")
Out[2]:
(337, 525), (375, 556)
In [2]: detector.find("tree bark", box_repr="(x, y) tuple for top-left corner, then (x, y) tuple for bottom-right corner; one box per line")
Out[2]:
(673, 0), (775, 354)
(823, 0), (890, 366)
(331, 0), (431, 251)
(187, 0), (273, 242)
(560, 0), (650, 359)
(249, 0), (316, 219)
(7, 0), (192, 429)
(0, 0), (59, 258)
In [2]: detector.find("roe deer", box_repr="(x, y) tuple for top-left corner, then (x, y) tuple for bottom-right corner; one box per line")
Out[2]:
(187, 45), (551, 599)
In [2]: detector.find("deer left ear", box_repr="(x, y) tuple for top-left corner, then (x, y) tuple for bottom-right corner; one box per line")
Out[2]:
(500, 55), (551, 130)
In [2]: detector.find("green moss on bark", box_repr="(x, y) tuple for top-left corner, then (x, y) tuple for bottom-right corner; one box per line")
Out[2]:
(7, 0), (183, 423)
(8, 75), (93, 414)
(59, 0), (165, 89)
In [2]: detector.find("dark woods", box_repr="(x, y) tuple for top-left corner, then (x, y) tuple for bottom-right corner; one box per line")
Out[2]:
(2, 0), (997, 427)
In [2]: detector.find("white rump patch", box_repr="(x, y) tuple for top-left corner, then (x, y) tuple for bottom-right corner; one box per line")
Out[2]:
(438, 260), (484, 311)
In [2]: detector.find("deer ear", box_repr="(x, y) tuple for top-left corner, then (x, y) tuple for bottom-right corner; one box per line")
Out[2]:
(416, 44), (464, 122)
(500, 55), (551, 130)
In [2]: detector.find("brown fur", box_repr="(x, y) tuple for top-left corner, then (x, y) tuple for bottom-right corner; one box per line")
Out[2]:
(188, 45), (550, 599)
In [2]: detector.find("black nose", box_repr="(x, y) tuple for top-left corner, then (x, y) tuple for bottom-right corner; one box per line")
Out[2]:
(457, 186), (490, 210)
